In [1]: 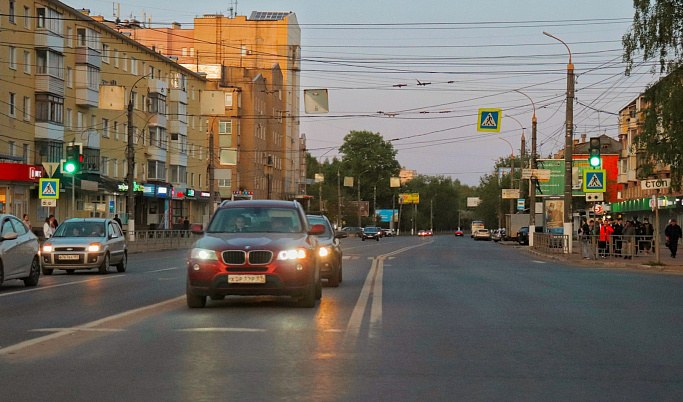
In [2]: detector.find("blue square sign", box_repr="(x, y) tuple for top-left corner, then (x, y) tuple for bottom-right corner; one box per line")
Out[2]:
(478, 108), (501, 132)
(583, 169), (606, 193)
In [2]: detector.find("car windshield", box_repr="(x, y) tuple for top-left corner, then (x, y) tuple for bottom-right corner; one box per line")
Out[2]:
(207, 207), (303, 233)
(306, 216), (332, 238)
(549, 227), (564, 234)
(364, 227), (379, 233)
(54, 222), (106, 238)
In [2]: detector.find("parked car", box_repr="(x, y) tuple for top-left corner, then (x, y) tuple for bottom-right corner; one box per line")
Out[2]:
(362, 226), (381, 241)
(474, 229), (491, 241)
(547, 227), (565, 248)
(491, 228), (506, 242)
(517, 226), (544, 245)
(454, 228), (464, 237)
(41, 218), (127, 275)
(341, 226), (363, 238)
(307, 214), (346, 287)
(0, 214), (41, 288)
(186, 200), (325, 308)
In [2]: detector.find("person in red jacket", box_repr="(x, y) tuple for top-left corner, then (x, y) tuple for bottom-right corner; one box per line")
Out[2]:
(598, 218), (614, 258)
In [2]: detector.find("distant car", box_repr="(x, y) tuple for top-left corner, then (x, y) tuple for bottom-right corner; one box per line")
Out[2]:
(426, 230), (433, 236)
(41, 218), (128, 275)
(474, 229), (491, 241)
(0, 214), (41, 288)
(362, 227), (381, 241)
(418, 230), (427, 236)
(454, 228), (464, 237)
(491, 228), (505, 242)
(547, 227), (565, 248)
(382, 228), (395, 237)
(341, 226), (363, 238)
(307, 214), (345, 287)
(517, 226), (544, 245)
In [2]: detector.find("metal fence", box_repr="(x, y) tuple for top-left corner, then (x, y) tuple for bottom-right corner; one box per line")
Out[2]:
(532, 233), (570, 254)
(576, 235), (655, 259)
(123, 230), (199, 253)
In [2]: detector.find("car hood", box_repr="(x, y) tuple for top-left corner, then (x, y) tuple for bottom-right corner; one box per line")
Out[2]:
(195, 233), (314, 251)
(46, 236), (105, 246)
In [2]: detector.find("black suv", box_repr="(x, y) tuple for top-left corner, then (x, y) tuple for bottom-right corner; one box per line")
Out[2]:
(517, 226), (543, 245)
(361, 227), (381, 241)
(186, 200), (326, 308)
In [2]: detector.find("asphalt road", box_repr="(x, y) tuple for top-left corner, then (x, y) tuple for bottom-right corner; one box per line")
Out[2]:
(1, 236), (682, 400)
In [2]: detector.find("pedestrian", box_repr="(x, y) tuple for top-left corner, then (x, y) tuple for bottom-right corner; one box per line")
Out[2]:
(588, 219), (596, 259)
(113, 214), (122, 228)
(641, 217), (654, 254)
(22, 214), (31, 231)
(665, 219), (683, 258)
(43, 217), (54, 239)
(49, 215), (59, 231)
(632, 216), (642, 255)
(599, 218), (614, 258)
(579, 218), (590, 259)
(183, 217), (190, 231)
(622, 220), (636, 259)
(612, 217), (623, 256)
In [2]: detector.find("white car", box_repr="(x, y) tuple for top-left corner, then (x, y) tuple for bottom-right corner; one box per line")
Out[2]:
(0, 214), (41, 288)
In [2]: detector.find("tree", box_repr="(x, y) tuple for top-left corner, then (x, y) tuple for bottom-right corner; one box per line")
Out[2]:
(623, 1), (683, 189)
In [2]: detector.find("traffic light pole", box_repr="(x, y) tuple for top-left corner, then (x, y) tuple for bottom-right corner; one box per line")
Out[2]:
(71, 174), (75, 219)
(126, 93), (135, 241)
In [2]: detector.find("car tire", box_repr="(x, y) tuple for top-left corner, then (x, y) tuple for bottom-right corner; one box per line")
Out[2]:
(362, 238), (365, 241)
(23, 257), (40, 287)
(41, 265), (53, 275)
(98, 253), (110, 274)
(297, 276), (317, 308)
(328, 264), (340, 287)
(0, 263), (3, 287)
(116, 252), (127, 273)
(66, 269), (75, 274)
(376, 237), (380, 241)
(186, 282), (207, 308)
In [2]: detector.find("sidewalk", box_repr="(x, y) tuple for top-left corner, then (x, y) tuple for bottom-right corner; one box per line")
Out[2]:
(501, 240), (683, 274)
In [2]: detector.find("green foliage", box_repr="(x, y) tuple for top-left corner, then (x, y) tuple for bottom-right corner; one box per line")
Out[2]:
(623, 2), (683, 190)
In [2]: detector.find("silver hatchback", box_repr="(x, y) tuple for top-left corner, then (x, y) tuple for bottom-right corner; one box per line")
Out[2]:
(41, 218), (127, 274)
(0, 214), (41, 288)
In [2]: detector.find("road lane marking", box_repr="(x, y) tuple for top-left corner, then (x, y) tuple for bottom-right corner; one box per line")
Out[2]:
(0, 267), (180, 298)
(345, 241), (432, 346)
(177, 328), (266, 332)
(532, 261), (547, 264)
(0, 296), (184, 356)
(30, 328), (126, 332)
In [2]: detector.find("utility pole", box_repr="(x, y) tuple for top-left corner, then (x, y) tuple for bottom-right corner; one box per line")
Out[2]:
(544, 31), (574, 253)
(208, 128), (216, 210)
(520, 131), (526, 202)
(515, 89), (537, 245)
(337, 169), (342, 228)
(126, 89), (136, 241)
(319, 180), (323, 211)
(373, 185), (377, 226)
(430, 198), (433, 231)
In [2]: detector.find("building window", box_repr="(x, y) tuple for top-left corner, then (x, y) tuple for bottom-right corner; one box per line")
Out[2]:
(8, 142), (15, 156)
(219, 121), (232, 134)
(218, 179), (231, 188)
(122, 53), (127, 71)
(181, 48), (187, 57)
(35, 140), (64, 164)
(170, 165), (187, 184)
(102, 43), (110, 63)
(148, 93), (166, 115)
(114, 49), (119, 68)
(66, 26), (73, 47)
(130, 57), (138, 75)
(65, 108), (72, 129)
(102, 119), (109, 138)
(149, 127), (167, 149)
(23, 96), (30, 121)
(101, 157), (109, 176)
(35, 94), (64, 123)
(23, 144), (29, 163)
(77, 28), (86, 46)
(147, 160), (166, 180)
(35, 49), (64, 78)
(23, 51), (30, 74)
(112, 159), (118, 178)
(66, 67), (73, 88)
(9, 93), (16, 118)
(114, 121), (119, 141)
(9, 1), (16, 24)
(190, 173), (195, 186)
(219, 149), (237, 165)
(225, 93), (233, 107)
(9, 47), (17, 70)
(23, 6), (30, 29)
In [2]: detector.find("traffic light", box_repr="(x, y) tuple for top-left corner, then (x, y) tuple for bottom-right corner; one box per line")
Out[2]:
(64, 144), (82, 174)
(589, 137), (601, 167)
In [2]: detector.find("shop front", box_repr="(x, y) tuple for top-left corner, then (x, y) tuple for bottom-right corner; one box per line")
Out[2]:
(0, 163), (44, 224)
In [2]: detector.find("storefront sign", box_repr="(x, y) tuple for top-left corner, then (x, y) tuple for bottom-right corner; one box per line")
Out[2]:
(117, 182), (144, 192)
(143, 184), (156, 197)
(0, 163), (45, 182)
(156, 186), (169, 197)
(186, 189), (195, 197)
(200, 191), (211, 198)
(233, 190), (254, 195)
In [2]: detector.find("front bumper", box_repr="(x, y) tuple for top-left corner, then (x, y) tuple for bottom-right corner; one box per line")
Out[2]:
(42, 251), (105, 269)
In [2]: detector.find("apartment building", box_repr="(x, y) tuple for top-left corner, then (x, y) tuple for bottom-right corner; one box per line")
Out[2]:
(0, 0), (211, 231)
(111, 11), (306, 200)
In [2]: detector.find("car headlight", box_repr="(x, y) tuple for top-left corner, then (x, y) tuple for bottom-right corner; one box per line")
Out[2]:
(319, 246), (331, 257)
(43, 245), (53, 253)
(277, 249), (307, 260)
(88, 243), (101, 252)
(190, 248), (219, 261)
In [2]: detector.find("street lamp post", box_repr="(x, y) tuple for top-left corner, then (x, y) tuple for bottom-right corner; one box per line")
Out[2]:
(514, 89), (538, 245)
(357, 169), (369, 227)
(499, 137), (514, 215)
(544, 31), (574, 253)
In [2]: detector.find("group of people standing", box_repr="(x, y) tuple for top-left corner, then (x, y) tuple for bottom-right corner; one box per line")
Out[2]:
(578, 216), (654, 259)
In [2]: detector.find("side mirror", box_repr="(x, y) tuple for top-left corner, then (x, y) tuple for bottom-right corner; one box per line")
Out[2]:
(335, 231), (349, 239)
(1, 232), (18, 241)
(308, 224), (326, 236)
(190, 223), (204, 235)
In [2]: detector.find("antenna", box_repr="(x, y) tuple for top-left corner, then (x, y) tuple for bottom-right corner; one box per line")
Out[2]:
(142, 10), (146, 27)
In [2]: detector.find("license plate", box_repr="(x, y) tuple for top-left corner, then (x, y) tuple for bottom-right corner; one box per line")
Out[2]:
(228, 275), (266, 284)
(58, 254), (79, 260)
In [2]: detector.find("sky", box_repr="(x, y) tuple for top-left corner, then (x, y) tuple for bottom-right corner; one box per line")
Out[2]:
(81, 0), (657, 186)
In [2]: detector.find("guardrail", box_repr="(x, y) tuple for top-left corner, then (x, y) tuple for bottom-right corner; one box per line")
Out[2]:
(577, 234), (655, 260)
(123, 230), (198, 253)
(533, 233), (569, 254)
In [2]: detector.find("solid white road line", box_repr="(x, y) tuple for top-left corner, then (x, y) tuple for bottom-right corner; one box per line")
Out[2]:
(177, 328), (266, 332)
(344, 258), (378, 345)
(0, 296), (184, 355)
(369, 257), (384, 339)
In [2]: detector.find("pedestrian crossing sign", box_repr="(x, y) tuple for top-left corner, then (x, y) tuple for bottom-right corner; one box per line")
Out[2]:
(583, 169), (606, 193)
(39, 178), (60, 199)
(477, 108), (502, 132)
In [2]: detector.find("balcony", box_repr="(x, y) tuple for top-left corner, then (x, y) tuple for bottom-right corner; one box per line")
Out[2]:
(618, 173), (628, 184)
(146, 146), (167, 162)
(75, 47), (101, 68)
(627, 171), (637, 182)
(79, 130), (100, 149)
(169, 153), (187, 166)
(35, 122), (64, 141)
(148, 79), (168, 95)
(168, 119), (187, 135)
(75, 87), (98, 108)
(35, 74), (64, 96)
(34, 31), (63, 53)
(168, 89), (187, 104)
(148, 113), (167, 129)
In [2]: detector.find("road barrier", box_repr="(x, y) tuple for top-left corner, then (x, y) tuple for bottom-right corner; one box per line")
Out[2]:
(533, 233), (569, 254)
(123, 230), (198, 253)
(575, 234), (655, 260)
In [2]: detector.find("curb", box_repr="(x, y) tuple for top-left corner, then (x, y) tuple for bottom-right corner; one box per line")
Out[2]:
(523, 248), (683, 274)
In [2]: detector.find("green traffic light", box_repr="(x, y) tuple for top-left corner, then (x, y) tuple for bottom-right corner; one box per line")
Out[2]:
(589, 156), (601, 167)
(64, 162), (76, 173)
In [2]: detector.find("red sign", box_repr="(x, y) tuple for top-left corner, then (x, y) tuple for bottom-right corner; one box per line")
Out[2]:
(594, 204), (603, 214)
(0, 163), (45, 182)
